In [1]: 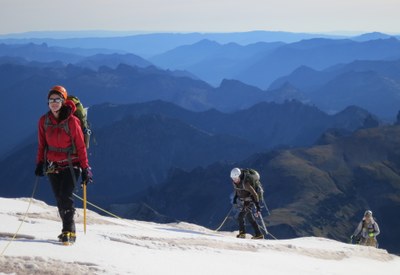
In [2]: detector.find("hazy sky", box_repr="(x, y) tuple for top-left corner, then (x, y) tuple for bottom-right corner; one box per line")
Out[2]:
(1, 0), (399, 35)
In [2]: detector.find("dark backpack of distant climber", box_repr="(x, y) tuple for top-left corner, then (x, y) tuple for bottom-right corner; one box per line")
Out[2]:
(234, 168), (264, 202)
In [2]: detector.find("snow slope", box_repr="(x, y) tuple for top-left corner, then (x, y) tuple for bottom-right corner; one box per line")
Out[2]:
(0, 197), (399, 275)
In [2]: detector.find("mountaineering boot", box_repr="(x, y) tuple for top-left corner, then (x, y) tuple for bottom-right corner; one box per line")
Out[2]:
(59, 231), (76, 245)
(250, 220), (263, 239)
(236, 231), (246, 238)
(60, 208), (76, 234)
(251, 233), (264, 240)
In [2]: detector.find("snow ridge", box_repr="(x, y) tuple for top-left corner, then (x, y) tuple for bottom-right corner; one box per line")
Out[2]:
(1, 198), (399, 275)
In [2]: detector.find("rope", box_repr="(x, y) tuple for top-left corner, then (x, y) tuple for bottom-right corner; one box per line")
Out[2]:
(72, 193), (232, 234)
(1, 177), (39, 256)
(72, 193), (155, 231)
(260, 225), (278, 240)
(214, 207), (233, 231)
(73, 193), (130, 221)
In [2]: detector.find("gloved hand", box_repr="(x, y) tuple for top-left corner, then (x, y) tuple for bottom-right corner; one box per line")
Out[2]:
(81, 167), (93, 185)
(34, 162), (45, 177)
(368, 232), (374, 238)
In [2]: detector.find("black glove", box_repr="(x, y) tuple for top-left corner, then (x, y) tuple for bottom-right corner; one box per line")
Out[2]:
(35, 162), (45, 177)
(81, 167), (93, 185)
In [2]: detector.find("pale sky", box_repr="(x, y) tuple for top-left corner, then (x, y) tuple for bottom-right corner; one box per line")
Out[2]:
(1, 0), (399, 35)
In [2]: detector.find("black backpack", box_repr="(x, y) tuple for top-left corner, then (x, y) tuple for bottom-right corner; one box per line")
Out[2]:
(242, 168), (264, 201)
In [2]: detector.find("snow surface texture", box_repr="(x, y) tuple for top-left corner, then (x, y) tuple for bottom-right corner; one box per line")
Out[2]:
(0, 197), (399, 275)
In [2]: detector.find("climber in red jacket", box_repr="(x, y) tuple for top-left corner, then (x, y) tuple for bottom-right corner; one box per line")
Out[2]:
(35, 85), (92, 244)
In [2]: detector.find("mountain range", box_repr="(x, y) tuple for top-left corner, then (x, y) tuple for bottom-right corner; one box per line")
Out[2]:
(269, 59), (400, 119)
(149, 39), (284, 86)
(0, 58), (379, 156)
(2, 35), (400, 119)
(0, 30), (349, 57)
(0, 99), (374, 203)
(0, 43), (151, 68)
(148, 37), (400, 90)
(89, 100), (376, 149)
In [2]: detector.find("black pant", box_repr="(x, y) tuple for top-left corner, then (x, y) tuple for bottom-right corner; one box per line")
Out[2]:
(48, 168), (80, 233)
(238, 201), (262, 235)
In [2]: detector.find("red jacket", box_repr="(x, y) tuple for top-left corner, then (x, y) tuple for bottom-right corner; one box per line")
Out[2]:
(36, 100), (89, 169)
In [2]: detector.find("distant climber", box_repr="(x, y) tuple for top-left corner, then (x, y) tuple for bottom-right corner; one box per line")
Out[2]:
(351, 210), (380, 247)
(230, 168), (264, 239)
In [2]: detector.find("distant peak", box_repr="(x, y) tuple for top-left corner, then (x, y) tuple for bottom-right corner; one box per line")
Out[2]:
(352, 32), (394, 41)
(219, 78), (255, 89)
(292, 65), (317, 74)
(193, 39), (220, 47)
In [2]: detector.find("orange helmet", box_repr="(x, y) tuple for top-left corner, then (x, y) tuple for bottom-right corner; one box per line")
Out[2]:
(48, 85), (68, 100)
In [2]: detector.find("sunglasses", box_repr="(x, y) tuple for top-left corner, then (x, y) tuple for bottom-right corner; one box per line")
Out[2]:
(48, 98), (63, 103)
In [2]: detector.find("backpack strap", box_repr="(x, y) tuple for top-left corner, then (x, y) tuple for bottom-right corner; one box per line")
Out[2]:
(233, 182), (246, 191)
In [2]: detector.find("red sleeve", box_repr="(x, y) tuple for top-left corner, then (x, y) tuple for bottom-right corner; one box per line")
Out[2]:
(69, 116), (89, 169)
(36, 115), (46, 164)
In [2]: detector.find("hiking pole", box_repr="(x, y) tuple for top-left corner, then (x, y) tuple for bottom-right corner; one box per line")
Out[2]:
(257, 212), (278, 240)
(215, 206), (233, 231)
(258, 214), (269, 234)
(261, 199), (271, 216)
(83, 182), (87, 234)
